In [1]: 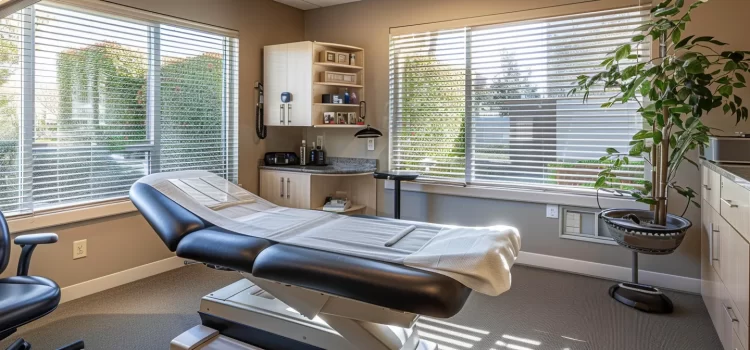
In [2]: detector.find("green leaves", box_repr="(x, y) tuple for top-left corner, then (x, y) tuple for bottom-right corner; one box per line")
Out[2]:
(654, 6), (680, 17)
(615, 45), (631, 62)
(675, 35), (695, 49)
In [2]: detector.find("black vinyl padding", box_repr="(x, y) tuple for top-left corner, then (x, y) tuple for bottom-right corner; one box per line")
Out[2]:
(0, 276), (60, 333)
(129, 182), (472, 318)
(177, 228), (274, 273)
(130, 182), (207, 251)
(252, 245), (471, 318)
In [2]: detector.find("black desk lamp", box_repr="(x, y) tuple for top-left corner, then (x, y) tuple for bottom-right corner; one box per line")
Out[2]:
(353, 101), (383, 138)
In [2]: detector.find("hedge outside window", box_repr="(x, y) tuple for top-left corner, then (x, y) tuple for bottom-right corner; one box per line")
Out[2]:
(0, 3), (239, 215)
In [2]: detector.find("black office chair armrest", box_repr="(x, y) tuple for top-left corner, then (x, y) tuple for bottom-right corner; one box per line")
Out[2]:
(13, 233), (58, 276)
(14, 233), (58, 246)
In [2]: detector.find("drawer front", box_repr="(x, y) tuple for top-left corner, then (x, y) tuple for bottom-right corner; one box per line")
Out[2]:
(721, 176), (750, 238)
(734, 330), (746, 350)
(723, 282), (749, 350)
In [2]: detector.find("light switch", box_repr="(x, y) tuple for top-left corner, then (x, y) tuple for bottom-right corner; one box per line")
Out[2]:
(367, 138), (375, 151)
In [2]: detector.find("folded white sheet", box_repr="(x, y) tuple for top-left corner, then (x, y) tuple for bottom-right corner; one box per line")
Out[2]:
(137, 171), (521, 296)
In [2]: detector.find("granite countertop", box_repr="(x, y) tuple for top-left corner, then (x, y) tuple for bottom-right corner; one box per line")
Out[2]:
(701, 158), (750, 190)
(260, 157), (376, 174)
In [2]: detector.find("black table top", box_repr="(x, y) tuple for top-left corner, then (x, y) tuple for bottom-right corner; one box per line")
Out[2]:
(373, 171), (420, 181)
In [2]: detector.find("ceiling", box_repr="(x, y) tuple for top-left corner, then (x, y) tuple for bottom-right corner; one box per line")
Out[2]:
(274, 0), (361, 10)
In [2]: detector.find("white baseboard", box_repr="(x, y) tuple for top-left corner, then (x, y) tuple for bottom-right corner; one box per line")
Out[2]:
(516, 251), (701, 294)
(60, 256), (184, 303)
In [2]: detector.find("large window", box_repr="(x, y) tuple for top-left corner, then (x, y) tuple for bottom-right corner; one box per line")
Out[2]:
(0, 2), (239, 215)
(389, 6), (648, 194)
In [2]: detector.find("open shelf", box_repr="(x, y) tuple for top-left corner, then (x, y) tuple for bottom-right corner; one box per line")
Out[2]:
(314, 82), (363, 88)
(314, 103), (360, 107)
(314, 41), (364, 52)
(316, 204), (367, 213)
(314, 62), (363, 70)
(313, 124), (364, 128)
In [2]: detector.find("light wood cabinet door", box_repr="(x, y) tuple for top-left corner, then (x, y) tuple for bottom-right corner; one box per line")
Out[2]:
(733, 329), (745, 350)
(286, 41), (312, 126)
(285, 172), (311, 209)
(264, 44), (288, 126)
(729, 226), (750, 345)
(721, 176), (750, 238)
(259, 170), (286, 206)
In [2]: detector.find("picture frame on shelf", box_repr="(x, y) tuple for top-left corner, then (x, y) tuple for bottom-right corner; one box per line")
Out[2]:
(347, 112), (357, 125)
(323, 112), (336, 124)
(321, 51), (337, 63)
(337, 53), (349, 65)
(336, 112), (347, 124)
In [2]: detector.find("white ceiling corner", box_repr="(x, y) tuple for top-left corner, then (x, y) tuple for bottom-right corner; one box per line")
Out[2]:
(274, 0), (362, 11)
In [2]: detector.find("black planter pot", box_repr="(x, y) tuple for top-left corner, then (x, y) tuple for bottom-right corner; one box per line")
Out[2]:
(599, 208), (692, 314)
(600, 208), (692, 255)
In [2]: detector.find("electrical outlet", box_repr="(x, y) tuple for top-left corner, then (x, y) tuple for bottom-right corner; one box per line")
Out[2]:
(316, 135), (324, 149)
(73, 239), (87, 260)
(546, 204), (559, 219)
(367, 138), (375, 151)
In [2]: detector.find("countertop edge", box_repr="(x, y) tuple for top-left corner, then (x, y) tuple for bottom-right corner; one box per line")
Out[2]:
(259, 165), (377, 175)
(700, 158), (750, 190)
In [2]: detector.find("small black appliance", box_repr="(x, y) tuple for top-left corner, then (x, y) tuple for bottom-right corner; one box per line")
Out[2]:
(264, 152), (300, 166)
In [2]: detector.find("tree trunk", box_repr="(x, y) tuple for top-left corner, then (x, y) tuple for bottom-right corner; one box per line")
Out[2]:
(655, 119), (670, 226)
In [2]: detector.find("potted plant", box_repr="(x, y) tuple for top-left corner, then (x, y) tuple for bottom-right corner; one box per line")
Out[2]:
(571, 0), (750, 252)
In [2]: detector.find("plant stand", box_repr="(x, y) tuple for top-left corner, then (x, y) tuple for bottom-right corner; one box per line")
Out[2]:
(608, 251), (673, 314)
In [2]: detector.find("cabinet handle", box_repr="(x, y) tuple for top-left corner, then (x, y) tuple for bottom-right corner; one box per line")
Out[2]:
(287, 104), (292, 124)
(280, 104), (285, 124)
(721, 198), (739, 208)
(725, 306), (739, 323)
(703, 184), (712, 191)
(280, 177), (285, 198)
(287, 178), (290, 199)
(710, 223), (719, 262)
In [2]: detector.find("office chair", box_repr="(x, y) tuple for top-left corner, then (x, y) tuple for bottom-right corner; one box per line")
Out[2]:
(0, 212), (84, 350)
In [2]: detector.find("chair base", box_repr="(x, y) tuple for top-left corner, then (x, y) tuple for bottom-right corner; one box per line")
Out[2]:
(609, 282), (673, 314)
(5, 338), (84, 350)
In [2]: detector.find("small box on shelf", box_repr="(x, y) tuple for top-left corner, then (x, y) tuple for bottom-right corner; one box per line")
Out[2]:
(321, 71), (357, 85)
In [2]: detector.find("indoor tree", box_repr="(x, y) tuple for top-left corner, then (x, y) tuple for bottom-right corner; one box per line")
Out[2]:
(570, 0), (750, 226)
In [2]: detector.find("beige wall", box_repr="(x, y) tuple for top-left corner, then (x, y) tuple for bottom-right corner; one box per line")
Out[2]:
(304, 0), (750, 279)
(3, 0), (305, 288)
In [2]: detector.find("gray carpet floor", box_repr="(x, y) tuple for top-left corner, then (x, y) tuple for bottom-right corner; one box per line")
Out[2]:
(0, 264), (721, 350)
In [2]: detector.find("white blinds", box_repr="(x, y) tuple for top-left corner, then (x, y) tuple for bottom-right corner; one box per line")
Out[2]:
(0, 2), (238, 215)
(390, 6), (649, 192)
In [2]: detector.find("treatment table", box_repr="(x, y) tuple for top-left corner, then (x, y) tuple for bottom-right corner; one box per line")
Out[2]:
(129, 172), (520, 350)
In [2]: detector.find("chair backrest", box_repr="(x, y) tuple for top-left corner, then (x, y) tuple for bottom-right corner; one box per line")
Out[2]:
(0, 212), (12, 274)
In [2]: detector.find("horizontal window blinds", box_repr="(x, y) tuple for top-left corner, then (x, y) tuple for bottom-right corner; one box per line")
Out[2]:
(0, 2), (238, 215)
(390, 6), (649, 191)
(0, 10), (31, 214)
(390, 28), (467, 182)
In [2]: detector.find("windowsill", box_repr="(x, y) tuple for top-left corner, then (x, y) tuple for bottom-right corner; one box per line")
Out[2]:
(383, 181), (649, 210)
(8, 200), (139, 234)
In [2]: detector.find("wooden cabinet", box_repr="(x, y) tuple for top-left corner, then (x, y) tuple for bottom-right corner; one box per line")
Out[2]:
(264, 41), (366, 129)
(263, 42), (313, 126)
(702, 165), (750, 350)
(259, 170), (311, 208)
(259, 169), (376, 215)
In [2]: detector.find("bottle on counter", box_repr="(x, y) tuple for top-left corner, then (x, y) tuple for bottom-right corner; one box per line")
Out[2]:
(310, 142), (318, 165)
(300, 140), (307, 166)
(316, 144), (326, 166)
(350, 53), (356, 66)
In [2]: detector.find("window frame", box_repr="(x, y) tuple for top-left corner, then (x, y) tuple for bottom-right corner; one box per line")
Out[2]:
(387, 4), (653, 203)
(3, 0), (239, 220)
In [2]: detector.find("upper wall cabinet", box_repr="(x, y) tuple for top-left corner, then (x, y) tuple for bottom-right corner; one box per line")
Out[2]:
(264, 41), (365, 128)
(264, 41), (313, 126)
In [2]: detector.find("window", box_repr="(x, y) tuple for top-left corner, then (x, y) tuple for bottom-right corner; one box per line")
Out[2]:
(0, 2), (238, 216)
(389, 6), (649, 194)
